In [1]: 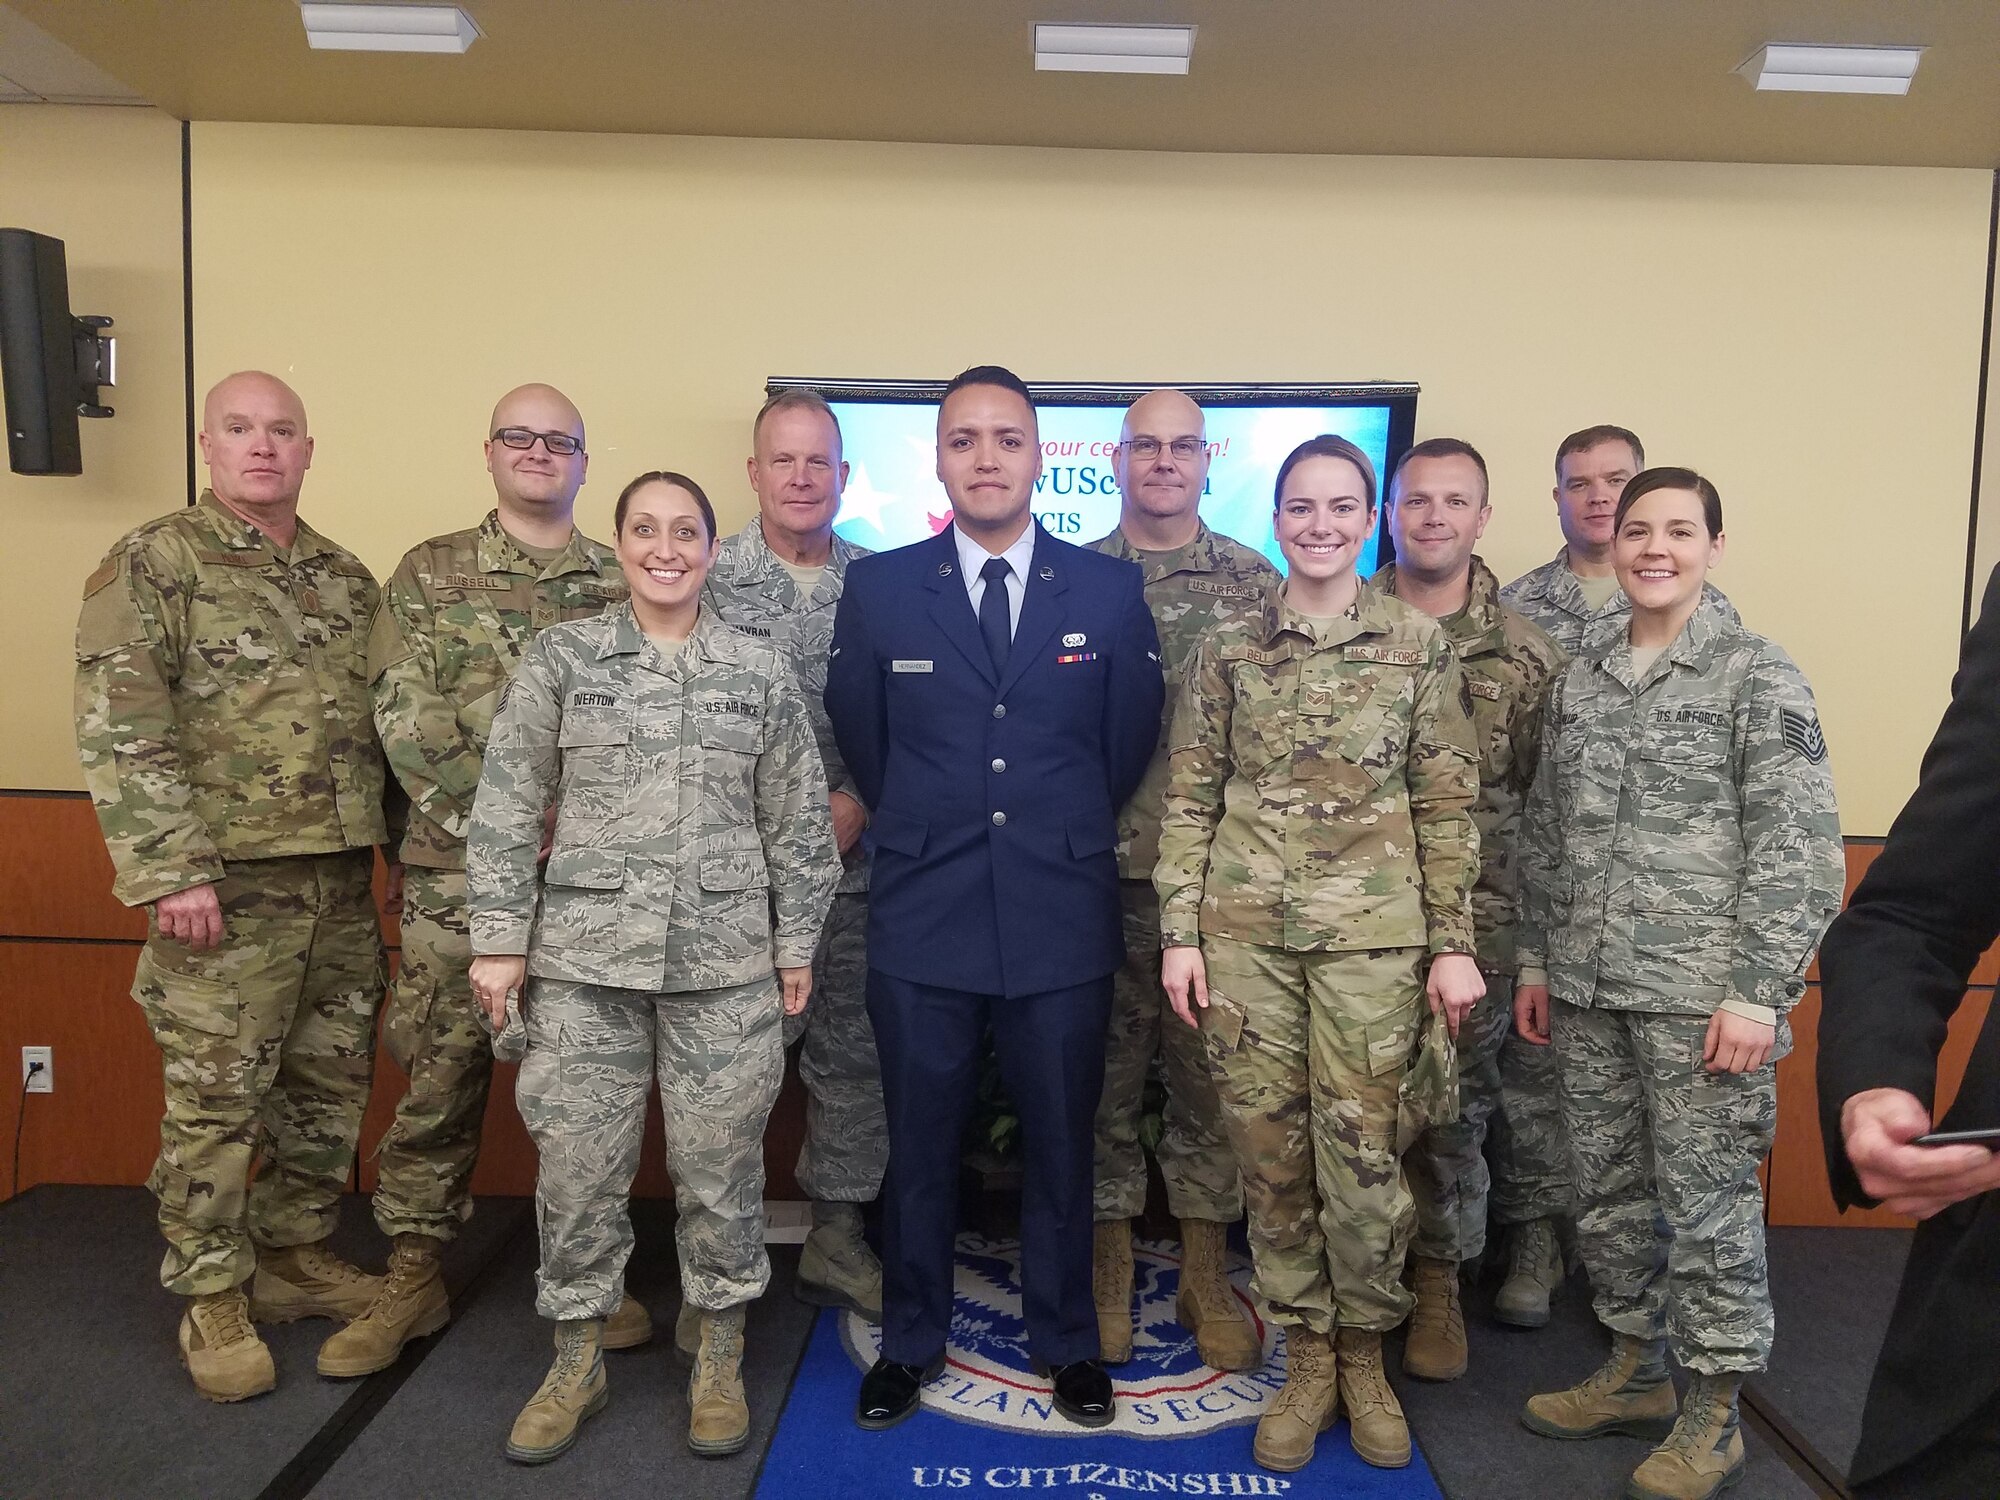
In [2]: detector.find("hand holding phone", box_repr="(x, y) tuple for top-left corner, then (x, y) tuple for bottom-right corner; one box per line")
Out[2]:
(1914, 1125), (2000, 1147)
(1844, 1088), (2000, 1217)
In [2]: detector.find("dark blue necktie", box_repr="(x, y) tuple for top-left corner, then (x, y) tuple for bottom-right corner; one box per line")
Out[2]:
(979, 556), (1012, 673)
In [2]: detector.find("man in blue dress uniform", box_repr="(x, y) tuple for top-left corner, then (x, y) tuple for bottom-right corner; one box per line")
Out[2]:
(824, 366), (1162, 1430)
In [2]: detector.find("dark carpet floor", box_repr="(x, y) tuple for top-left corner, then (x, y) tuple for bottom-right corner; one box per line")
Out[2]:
(0, 1190), (1906, 1500)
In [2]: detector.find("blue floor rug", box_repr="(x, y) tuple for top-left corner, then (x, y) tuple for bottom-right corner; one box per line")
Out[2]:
(755, 1232), (1444, 1499)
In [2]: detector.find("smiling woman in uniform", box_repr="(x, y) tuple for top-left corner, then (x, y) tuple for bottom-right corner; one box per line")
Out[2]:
(1512, 468), (1843, 1500)
(464, 472), (837, 1466)
(1155, 433), (1484, 1476)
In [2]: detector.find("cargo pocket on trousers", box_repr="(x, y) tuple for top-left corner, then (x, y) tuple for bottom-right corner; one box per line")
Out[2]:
(1197, 987), (1247, 1062)
(132, 949), (244, 1101)
(382, 970), (439, 1077)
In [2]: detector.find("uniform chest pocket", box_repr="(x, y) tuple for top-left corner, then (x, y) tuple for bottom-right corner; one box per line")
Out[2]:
(1636, 728), (1734, 820)
(555, 711), (633, 821)
(558, 712), (633, 750)
(698, 719), (762, 756)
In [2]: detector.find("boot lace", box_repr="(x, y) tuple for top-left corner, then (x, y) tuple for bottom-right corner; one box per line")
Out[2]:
(1093, 1230), (1130, 1305)
(693, 1316), (744, 1398)
(543, 1322), (594, 1392)
(1271, 1334), (1330, 1417)
(295, 1242), (376, 1290)
(198, 1292), (255, 1347)
(1659, 1376), (1733, 1459)
(1340, 1335), (1396, 1417)
(1410, 1263), (1464, 1343)
(1507, 1219), (1558, 1284)
(1181, 1231), (1240, 1319)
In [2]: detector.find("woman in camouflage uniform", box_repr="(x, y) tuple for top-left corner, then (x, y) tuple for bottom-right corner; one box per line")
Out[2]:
(1157, 435), (1484, 1474)
(465, 473), (837, 1465)
(1514, 469), (1842, 1500)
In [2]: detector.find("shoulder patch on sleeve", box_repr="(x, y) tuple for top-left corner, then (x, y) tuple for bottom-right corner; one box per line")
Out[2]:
(1465, 676), (1504, 701)
(1778, 707), (1827, 764)
(83, 558), (119, 598)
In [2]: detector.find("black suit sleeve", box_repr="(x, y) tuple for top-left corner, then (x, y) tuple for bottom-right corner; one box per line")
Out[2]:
(1101, 562), (1165, 814)
(823, 568), (886, 813)
(1818, 563), (2000, 1207)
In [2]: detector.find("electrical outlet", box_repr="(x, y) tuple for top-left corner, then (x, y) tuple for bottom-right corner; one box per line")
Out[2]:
(21, 1046), (52, 1094)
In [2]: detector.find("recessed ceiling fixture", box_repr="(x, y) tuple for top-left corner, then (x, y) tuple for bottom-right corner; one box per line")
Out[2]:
(299, 2), (481, 54)
(1735, 43), (1922, 95)
(1034, 23), (1195, 76)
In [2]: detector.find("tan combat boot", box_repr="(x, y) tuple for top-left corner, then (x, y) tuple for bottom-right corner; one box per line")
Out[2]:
(1336, 1327), (1412, 1469)
(601, 1293), (654, 1351)
(1093, 1218), (1135, 1364)
(1494, 1217), (1564, 1329)
(250, 1239), (383, 1324)
(1626, 1373), (1747, 1500)
(316, 1233), (450, 1377)
(179, 1288), (276, 1403)
(675, 1300), (701, 1358)
(687, 1306), (750, 1457)
(1251, 1326), (1337, 1472)
(505, 1318), (607, 1464)
(1521, 1332), (1678, 1441)
(1176, 1219), (1259, 1371)
(796, 1201), (883, 1322)
(1402, 1255), (1468, 1381)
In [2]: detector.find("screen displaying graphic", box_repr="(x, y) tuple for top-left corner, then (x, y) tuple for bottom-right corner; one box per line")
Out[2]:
(781, 381), (1418, 576)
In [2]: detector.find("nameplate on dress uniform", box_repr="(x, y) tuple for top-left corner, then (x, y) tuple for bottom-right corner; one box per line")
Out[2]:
(436, 574), (511, 591)
(1466, 677), (1504, 701)
(892, 660), (934, 673)
(1185, 579), (1262, 599)
(1343, 644), (1425, 666)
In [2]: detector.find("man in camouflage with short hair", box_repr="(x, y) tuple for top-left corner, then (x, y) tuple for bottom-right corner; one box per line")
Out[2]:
(318, 383), (647, 1379)
(1375, 438), (1566, 1379)
(705, 387), (886, 1323)
(1084, 388), (1272, 1372)
(73, 371), (392, 1403)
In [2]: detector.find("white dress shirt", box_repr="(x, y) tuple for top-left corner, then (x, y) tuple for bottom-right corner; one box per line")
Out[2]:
(954, 522), (1035, 638)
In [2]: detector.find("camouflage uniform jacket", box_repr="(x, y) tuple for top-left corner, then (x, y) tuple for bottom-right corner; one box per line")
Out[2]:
(368, 510), (625, 869)
(1516, 604), (1843, 1019)
(466, 603), (838, 994)
(1502, 548), (1738, 658)
(1376, 557), (1565, 973)
(704, 518), (871, 895)
(1156, 580), (1482, 957)
(74, 491), (388, 906)
(1087, 522), (1277, 882)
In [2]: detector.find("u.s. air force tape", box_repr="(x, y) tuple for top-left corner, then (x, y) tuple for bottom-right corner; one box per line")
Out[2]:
(1778, 707), (1827, 764)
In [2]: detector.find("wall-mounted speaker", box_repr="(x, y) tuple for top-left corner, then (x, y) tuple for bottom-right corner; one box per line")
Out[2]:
(0, 229), (116, 477)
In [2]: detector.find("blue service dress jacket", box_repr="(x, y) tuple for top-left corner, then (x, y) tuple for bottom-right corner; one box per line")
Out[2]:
(823, 524), (1163, 998)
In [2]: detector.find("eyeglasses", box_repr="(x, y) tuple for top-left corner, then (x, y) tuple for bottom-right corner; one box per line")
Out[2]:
(1124, 437), (1206, 461)
(492, 427), (585, 456)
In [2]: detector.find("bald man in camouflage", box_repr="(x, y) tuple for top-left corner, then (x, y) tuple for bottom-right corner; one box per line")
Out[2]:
(74, 372), (392, 1402)
(319, 384), (650, 1378)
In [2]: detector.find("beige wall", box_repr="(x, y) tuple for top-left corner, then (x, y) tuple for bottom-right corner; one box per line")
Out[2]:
(7, 116), (1992, 836)
(2, 106), (187, 791)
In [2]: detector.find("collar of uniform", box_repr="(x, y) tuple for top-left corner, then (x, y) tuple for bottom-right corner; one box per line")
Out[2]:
(719, 516), (861, 593)
(1092, 521), (1223, 583)
(953, 519), (1038, 585)
(194, 489), (338, 563)
(595, 601), (746, 665)
(1374, 559), (1500, 655)
(1259, 577), (1383, 650)
(1600, 597), (1726, 690)
(474, 509), (603, 579)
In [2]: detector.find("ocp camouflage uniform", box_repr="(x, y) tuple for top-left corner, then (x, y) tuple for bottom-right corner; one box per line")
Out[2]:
(705, 519), (885, 1205)
(1085, 523), (1274, 1224)
(1498, 552), (1740, 1252)
(73, 492), (390, 1295)
(466, 604), (837, 1318)
(1156, 582), (1480, 1333)
(366, 511), (625, 1241)
(1517, 604), (1843, 1372)
(1377, 559), (1566, 1263)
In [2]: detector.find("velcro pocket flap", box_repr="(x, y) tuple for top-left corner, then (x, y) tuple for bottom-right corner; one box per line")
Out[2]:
(133, 950), (241, 1038)
(558, 714), (631, 748)
(544, 847), (628, 889)
(700, 843), (768, 892)
(698, 720), (761, 754)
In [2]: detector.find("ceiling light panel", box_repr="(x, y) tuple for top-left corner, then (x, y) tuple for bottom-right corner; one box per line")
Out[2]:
(1736, 43), (1923, 96)
(300, 3), (481, 55)
(1034, 23), (1195, 76)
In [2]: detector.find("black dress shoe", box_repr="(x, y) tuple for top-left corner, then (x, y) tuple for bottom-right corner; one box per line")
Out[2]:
(857, 1353), (943, 1431)
(1040, 1358), (1116, 1428)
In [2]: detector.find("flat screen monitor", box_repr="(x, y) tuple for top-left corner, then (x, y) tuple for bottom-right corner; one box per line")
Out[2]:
(770, 380), (1420, 575)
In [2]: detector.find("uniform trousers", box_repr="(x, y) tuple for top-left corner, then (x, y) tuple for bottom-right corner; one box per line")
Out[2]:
(1092, 881), (1242, 1224)
(789, 892), (887, 1205)
(1407, 972), (1513, 1263)
(1552, 999), (1780, 1373)
(1199, 939), (1425, 1335)
(1496, 1021), (1577, 1225)
(867, 969), (1113, 1368)
(517, 975), (783, 1322)
(131, 849), (384, 1295)
(372, 865), (489, 1241)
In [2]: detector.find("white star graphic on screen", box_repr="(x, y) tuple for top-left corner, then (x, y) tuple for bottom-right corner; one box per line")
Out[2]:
(835, 463), (895, 532)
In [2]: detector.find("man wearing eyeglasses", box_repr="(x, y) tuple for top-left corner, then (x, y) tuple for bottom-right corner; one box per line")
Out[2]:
(1085, 388), (1275, 1373)
(321, 383), (642, 1379)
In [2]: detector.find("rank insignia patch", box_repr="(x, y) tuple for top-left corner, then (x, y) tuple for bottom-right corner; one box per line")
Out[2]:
(1779, 707), (1827, 763)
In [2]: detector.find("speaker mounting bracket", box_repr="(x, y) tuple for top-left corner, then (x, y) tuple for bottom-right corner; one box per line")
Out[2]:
(73, 313), (113, 418)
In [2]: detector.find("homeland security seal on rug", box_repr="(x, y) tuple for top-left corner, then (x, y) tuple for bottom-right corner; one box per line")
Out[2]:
(840, 1233), (1282, 1438)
